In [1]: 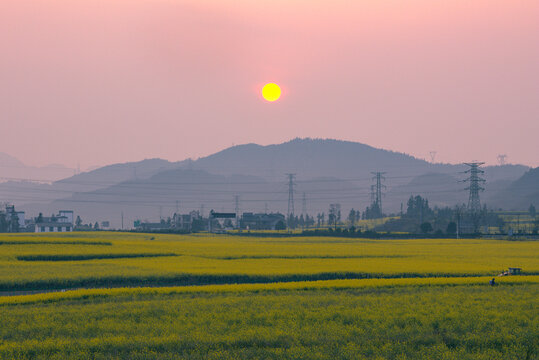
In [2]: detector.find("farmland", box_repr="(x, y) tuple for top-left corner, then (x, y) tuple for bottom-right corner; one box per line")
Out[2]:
(0, 232), (538, 359)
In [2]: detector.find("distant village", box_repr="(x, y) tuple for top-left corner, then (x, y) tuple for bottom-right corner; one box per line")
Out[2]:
(1, 197), (537, 237)
(0, 203), (289, 233)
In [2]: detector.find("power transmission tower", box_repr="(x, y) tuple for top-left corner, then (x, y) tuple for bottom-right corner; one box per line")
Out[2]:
(286, 174), (296, 230)
(234, 195), (240, 229)
(371, 172), (386, 218)
(497, 154), (507, 166)
(429, 151), (437, 163)
(462, 162), (486, 213)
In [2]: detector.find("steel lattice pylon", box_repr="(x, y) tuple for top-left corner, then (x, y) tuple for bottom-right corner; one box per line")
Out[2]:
(462, 162), (486, 213)
(286, 174), (296, 229)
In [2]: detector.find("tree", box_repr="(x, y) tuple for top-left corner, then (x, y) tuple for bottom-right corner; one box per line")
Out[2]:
(275, 220), (286, 230)
(328, 204), (340, 230)
(75, 216), (82, 227)
(299, 214), (305, 230)
(36, 213), (44, 223)
(446, 222), (457, 235)
(348, 209), (356, 225)
(0, 213), (7, 232)
(406, 195), (432, 222)
(420, 222), (433, 234)
(94, 222), (99, 230)
(529, 204), (536, 219)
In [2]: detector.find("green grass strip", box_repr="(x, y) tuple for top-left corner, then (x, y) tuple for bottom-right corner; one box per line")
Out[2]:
(16, 253), (177, 262)
(0, 241), (112, 246)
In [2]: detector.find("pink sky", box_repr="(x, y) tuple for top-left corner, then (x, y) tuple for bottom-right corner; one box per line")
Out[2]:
(1, 0), (538, 169)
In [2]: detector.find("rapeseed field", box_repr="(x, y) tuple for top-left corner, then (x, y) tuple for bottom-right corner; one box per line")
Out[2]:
(0, 232), (538, 291)
(0, 232), (537, 359)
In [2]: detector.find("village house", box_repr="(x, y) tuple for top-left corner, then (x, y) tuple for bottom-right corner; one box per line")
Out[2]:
(35, 210), (74, 233)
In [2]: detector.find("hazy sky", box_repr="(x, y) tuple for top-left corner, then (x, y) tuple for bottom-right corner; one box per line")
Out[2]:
(1, 0), (538, 169)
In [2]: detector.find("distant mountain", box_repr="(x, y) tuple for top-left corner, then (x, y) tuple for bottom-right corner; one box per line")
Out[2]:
(189, 138), (528, 184)
(2, 158), (180, 209)
(42, 168), (371, 228)
(0, 152), (74, 182)
(386, 173), (466, 210)
(0, 152), (24, 167)
(14, 138), (533, 226)
(190, 138), (441, 180)
(56, 158), (179, 189)
(489, 167), (539, 210)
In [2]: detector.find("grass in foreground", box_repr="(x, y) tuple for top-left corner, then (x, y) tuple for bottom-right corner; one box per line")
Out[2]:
(1, 281), (537, 359)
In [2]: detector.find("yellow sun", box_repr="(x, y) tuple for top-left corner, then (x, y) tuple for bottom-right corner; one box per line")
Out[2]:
(262, 83), (281, 102)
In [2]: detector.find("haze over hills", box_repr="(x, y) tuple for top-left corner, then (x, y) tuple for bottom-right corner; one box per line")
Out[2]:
(489, 167), (539, 210)
(6, 138), (535, 228)
(0, 152), (74, 182)
(0, 158), (181, 210)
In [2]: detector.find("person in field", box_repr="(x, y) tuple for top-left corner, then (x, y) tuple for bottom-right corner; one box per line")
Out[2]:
(489, 278), (496, 286)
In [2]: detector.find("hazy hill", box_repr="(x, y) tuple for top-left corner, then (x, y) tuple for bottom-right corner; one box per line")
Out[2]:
(190, 138), (444, 181)
(33, 168), (372, 228)
(2, 158), (180, 208)
(386, 173), (466, 211)
(15, 138), (534, 225)
(0, 152), (74, 182)
(489, 167), (539, 210)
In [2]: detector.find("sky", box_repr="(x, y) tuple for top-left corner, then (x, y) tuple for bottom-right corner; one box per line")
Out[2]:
(1, 0), (538, 170)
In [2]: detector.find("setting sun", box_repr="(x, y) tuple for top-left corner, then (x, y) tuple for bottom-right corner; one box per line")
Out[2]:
(262, 83), (281, 102)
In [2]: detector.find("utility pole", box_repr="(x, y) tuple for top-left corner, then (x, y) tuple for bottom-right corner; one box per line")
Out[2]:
(159, 206), (163, 221)
(456, 206), (460, 239)
(371, 172), (386, 218)
(175, 200), (180, 214)
(462, 162), (486, 213)
(121, 211), (124, 230)
(286, 174), (296, 231)
(264, 202), (268, 214)
(234, 195), (240, 229)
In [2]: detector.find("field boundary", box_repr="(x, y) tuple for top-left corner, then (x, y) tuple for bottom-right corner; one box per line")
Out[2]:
(2, 271), (539, 294)
(1, 276), (538, 306)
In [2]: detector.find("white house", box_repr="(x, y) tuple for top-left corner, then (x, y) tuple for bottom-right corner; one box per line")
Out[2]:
(34, 211), (74, 233)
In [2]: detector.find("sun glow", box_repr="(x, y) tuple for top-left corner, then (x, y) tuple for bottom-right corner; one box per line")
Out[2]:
(262, 83), (281, 102)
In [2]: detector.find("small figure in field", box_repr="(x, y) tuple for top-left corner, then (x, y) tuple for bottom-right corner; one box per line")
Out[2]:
(489, 278), (496, 286)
